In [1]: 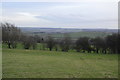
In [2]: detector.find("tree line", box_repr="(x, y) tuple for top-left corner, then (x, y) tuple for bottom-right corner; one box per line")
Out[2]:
(1, 23), (120, 54)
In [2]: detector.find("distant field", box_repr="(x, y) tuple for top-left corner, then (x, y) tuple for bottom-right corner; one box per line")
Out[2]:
(50, 31), (112, 39)
(21, 27), (115, 39)
(3, 49), (118, 78)
(26, 31), (112, 40)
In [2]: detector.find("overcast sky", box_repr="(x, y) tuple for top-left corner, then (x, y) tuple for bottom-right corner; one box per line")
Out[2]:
(1, 0), (118, 29)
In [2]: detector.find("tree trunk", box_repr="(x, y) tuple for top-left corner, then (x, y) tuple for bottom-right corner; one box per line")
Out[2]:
(8, 42), (11, 49)
(55, 48), (58, 51)
(104, 50), (107, 54)
(96, 49), (99, 53)
(49, 48), (52, 51)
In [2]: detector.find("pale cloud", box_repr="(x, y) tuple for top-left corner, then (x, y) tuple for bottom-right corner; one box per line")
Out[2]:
(2, 12), (54, 27)
(2, 12), (39, 22)
(17, 12), (39, 17)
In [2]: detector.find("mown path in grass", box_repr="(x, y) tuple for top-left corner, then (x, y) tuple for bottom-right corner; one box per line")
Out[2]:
(2, 49), (118, 78)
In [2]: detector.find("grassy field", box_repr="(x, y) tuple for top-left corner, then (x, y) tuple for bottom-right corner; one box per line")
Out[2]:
(51, 31), (111, 39)
(27, 31), (112, 39)
(2, 49), (118, 78)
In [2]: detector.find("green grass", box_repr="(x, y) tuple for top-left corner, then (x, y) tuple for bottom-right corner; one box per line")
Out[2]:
(2, 49), (118, 78)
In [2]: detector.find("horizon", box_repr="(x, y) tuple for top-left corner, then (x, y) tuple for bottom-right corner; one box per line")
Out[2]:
(19, 27), (118, 30)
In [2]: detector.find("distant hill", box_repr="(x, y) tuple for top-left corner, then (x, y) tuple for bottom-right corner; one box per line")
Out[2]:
(20, 27), (118, 33)
(19, 27), (118, 39)
(20, 27), (82, 33)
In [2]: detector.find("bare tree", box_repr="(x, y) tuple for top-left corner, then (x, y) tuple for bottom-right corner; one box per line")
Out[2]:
(21, 35), (37, 49)
(46, 36), (55, 51)
(60, 34), (71, 52)
(106, 34), (118, 54)
(75, 37), (91, 53)
(1, 23), (21, 48)
(91, 37), (107, 54)
(54, 39), (60, 51)
(34, 35), (42, 43)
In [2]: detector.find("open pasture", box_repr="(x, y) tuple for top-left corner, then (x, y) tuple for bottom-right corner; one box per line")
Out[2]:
(2, 49), (118, 78)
